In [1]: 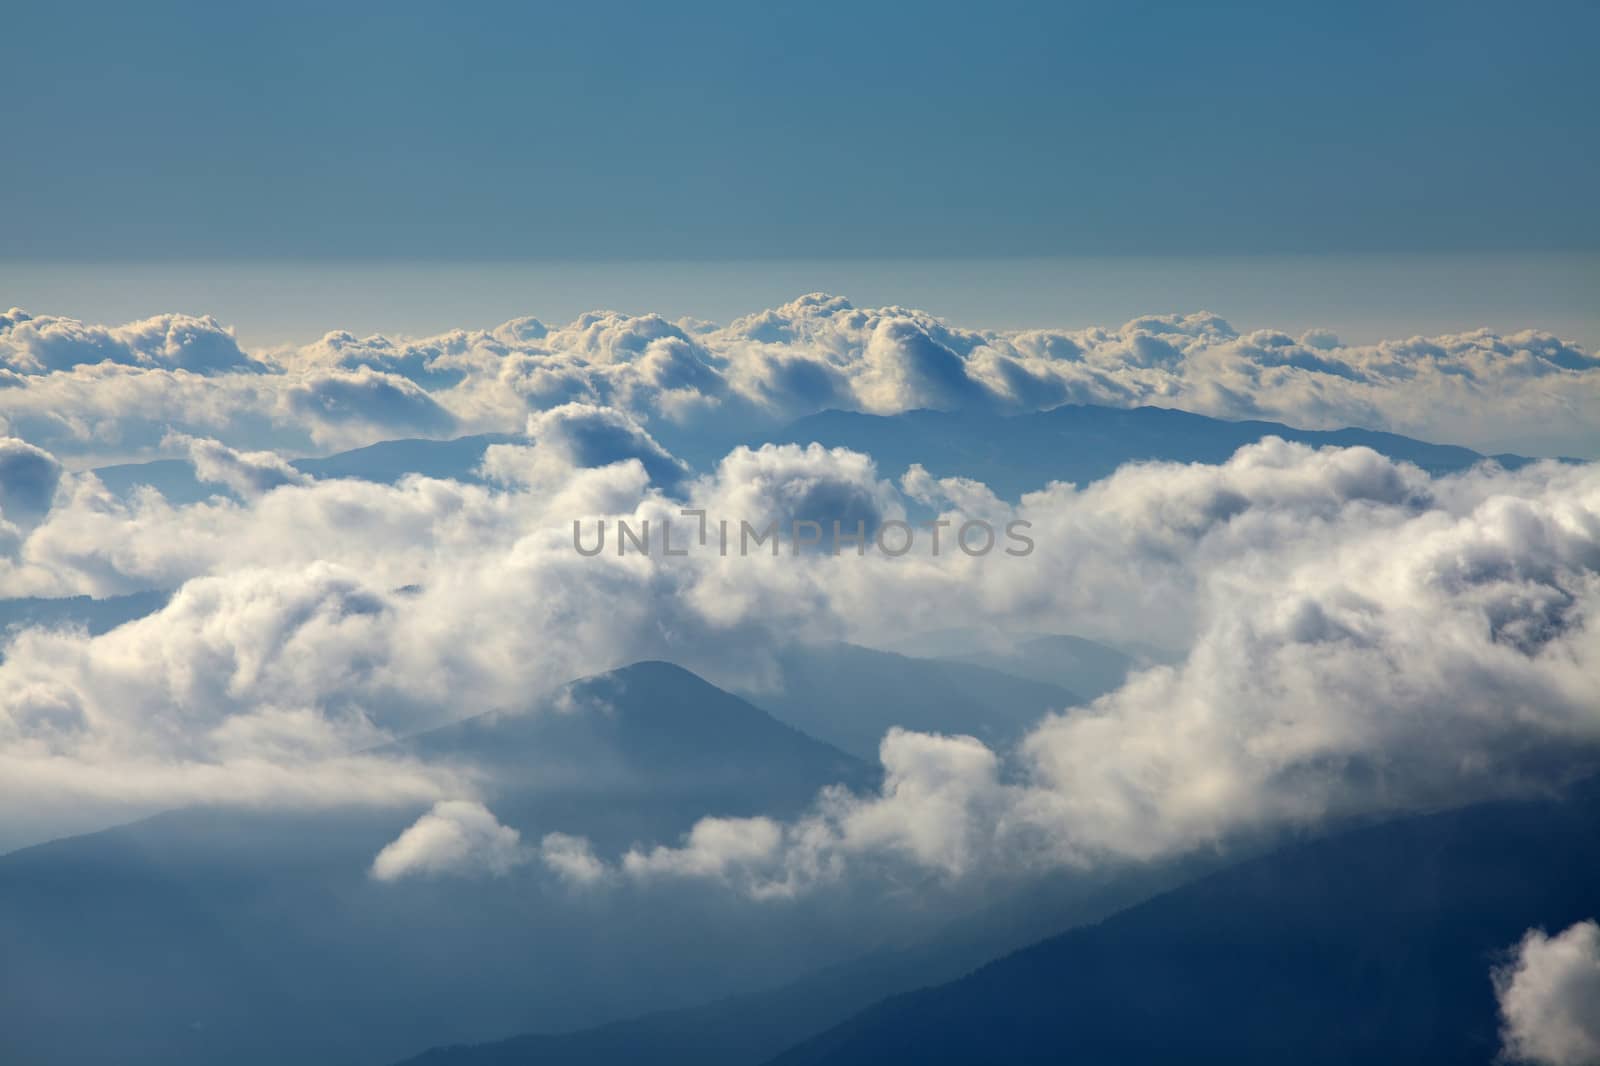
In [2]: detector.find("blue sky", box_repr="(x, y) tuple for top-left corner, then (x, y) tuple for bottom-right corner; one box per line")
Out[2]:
(5, 0), (1596, 259)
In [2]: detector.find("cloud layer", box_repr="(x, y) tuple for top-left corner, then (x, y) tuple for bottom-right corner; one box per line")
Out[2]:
(5, 295), (1597, 467)
(5, 404), (1597, 878)
(2, 294), (1598, 884)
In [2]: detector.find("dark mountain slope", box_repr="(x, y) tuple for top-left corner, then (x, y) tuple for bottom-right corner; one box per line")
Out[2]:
(766, 778), (1600, 1065)
(405, 660), (876, 846)
(393, 858), (1208, 1066)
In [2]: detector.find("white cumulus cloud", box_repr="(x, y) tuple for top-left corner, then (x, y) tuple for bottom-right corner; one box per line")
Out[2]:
(1497, 920), (1600, 1066)
(164, 432), (310, 497)
(371, 800), (528, 881)
(3, 295), (1597, 465)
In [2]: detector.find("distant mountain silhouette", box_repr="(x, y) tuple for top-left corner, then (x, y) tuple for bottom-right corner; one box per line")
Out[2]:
(0, 663), (889, 1066)
(0, 590), (170, 643)
(763, 405), (1543, 498)
(729, 643), (1079, 760)
(92, 433), (518, 503)
(394, 777), (1600, 1066)
(87, 404), (1549, 506)
(765, 777), (1600, 1066)
(405, 660), (877, 846)
(293, 433), (519, 483)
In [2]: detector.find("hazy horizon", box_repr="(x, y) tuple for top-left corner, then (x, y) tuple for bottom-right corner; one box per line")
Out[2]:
(6, 251), (1597, 353)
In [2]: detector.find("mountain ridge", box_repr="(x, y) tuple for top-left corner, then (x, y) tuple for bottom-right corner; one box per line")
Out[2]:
(763, 775), (1600, 1065)
(0, 661), (906, 1066)
(764, 403), (1553, 498)
(83, 403), (1564, 506)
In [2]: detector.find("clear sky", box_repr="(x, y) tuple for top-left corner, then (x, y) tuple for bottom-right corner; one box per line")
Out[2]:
(4, 0), (1597, 260)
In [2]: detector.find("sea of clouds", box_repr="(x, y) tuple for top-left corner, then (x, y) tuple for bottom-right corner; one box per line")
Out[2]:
(4, 293), (1598, 465)
(1, 295), (1598, 899)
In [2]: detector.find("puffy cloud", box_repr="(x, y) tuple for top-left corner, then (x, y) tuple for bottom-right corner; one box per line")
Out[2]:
(1496, 921), (1600, 1066)
(486, 403), (688, 491)
(539, 831), (610, 886)
(549, 310), (698, 363)
(0, 437), (62, 523)
(0, 562), (480, 847)
(164, 432), (309, 497)
(0, 451), (707, 845)
(296, 328), (474, 389)
(593, 729), (1020, 899)
(0, 564), (401, 743)
(835, 729), (1006, 876)
(623, 816), (785, 884)
(523, 443), (1600, 896)
(0, 435), (907, 836)
(706, 296), (1600, 457)
(692, 442), (901, 539)
(0, 308), (261, 375)
(727, 351), (854, 419)
(854, 318), (993, 413)
(282, 367), (457, 446)
(2, 305), (1599, 875)
(0, 363), (308, 464)
(5, 296), (1597, 468)
(371, 801), (527, 881)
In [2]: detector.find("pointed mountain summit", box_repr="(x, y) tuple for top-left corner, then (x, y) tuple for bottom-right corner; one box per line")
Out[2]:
(0, 663), (882, 1066)
(407, 660), (876, 825)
